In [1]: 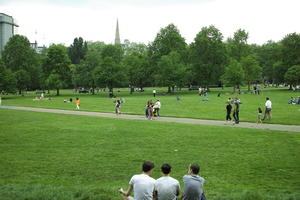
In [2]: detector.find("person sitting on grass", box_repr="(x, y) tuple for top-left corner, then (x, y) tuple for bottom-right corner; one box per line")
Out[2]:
(182, 163), (206, 200)
(119, 161), (156, 200)
(154, 163), (181, 200)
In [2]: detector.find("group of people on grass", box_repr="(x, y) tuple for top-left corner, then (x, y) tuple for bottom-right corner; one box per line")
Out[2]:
(119, 161), (205, 200)
(225, 97), (272, 124)
(146, 100), (161, 120)
(288, 96), (300, 105)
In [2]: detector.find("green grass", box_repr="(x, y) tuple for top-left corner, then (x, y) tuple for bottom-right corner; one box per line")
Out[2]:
(2, 87), (300, 125)
(0, 109), (299, 199)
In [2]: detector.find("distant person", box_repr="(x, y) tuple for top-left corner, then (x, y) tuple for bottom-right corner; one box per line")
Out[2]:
(297, 96), (300, 105)
(75, 97), (80, 110)
(263, 97), (272, 120)
(153, 100), (161, 117)
(257, 107), (263, 124)
(198, 87), (202, 96)
(233, 98), (240, 124)
(253, 86), (257, 94)
(153, 89), (156, 97)
(217, 92), (221, 97)
(288, 97), (296, 104)
(257, 87), (261, 95)
(118, 161), (156, 200)
(225, 102), (232, 123)
(176, 96), (181, 101)
(115, 99), (121, 115)
(154, 163), (181, 200)
(182, 163), (205, 200)
(69, 98), (73, 103)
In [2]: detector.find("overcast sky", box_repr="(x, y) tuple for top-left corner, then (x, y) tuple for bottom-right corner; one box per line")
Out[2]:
(1, 0), (299, 46)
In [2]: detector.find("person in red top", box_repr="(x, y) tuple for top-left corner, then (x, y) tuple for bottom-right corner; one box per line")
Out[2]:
(75, 97), (80, 110)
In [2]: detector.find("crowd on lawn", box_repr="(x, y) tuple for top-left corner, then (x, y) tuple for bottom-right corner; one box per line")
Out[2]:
(118, 161), (206, 200)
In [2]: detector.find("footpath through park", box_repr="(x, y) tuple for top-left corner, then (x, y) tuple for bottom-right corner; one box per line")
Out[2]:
(1, 105), (300, 132)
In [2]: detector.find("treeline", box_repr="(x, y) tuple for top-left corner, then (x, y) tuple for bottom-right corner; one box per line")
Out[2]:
(0, 24), (300, 95)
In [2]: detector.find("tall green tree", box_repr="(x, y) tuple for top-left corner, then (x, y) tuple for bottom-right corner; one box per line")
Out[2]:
(240, 55), (262, 91)
(1, 35), (40, 93)
(72, 42), (104, 94)
(281, 33), (300, 68)
(0, 59), (16, 93)
(43, 44), (71, 95)
(136, 24), (189, 88)
(227, 29), (251, 61)
(284, 65), (300, 88)
(68, 37), (88, 64)
(156, 51), (187, 93)
(272, 61), (286, 84)
(252, 41), (281, 83)
(222, 59), (245, 91)
(93, 44), (126, 95)
(189, 25), (227, 87)
(149, 24), (187, 66)
(123, 52), (150, 92)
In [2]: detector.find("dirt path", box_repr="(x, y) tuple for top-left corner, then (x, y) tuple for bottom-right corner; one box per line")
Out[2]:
(1, 105), (300, 132)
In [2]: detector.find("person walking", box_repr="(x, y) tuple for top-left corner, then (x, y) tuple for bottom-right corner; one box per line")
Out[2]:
(115, 99), (121, 115)
(225, 102), (232, 124)
(263, 97), (272, 120)
(118, 161), (156, 200)
(153, 89), (156, 97)
(257, 107), (263, 124)
(233, 98), (240, 124)
(154, 163), (181, 200)
(154, 100), (161, 117)
(75, 97), (80, 110)
(182, 163), (205, 200)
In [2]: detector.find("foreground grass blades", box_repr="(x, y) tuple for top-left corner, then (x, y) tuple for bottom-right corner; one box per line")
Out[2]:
(0, 109), (299, 199)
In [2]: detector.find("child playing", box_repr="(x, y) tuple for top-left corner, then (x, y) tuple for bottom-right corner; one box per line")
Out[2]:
(257, 107), (263, 124)
(75, 97), (80, 110)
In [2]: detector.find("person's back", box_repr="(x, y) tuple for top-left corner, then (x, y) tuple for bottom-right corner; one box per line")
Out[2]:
(155, 163), (180, 200)
(130, 174), (156, 200)
(183, 164), (205, 200)
(119, 161), (156, 200)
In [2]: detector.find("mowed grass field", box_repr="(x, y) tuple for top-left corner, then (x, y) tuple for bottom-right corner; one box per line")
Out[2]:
(0, 109), (299, 200)
(2, 87), (300, 125)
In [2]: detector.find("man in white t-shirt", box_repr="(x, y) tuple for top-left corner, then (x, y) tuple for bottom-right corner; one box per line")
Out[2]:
(153, 89), (156, 97)
(119, 161), (156, 200)
(154, 163), (181, 200)
(263, 97), (272, 120)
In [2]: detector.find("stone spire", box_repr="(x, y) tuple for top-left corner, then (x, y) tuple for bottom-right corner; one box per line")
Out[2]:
(115, 19), (121, 45)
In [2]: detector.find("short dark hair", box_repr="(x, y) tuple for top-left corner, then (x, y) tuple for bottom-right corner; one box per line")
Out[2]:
(161, 163), (171, 174)
(142, 161), (155, 172)
(266, 97), (269, 100)
(190, 163), (200, 174)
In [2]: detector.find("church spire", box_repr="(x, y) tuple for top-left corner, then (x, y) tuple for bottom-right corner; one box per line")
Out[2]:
(115, 19), (121, 45)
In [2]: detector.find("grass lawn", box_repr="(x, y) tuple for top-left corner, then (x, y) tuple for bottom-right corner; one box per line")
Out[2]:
(2, 87), (300, 125)
(0, 109), (299, 200)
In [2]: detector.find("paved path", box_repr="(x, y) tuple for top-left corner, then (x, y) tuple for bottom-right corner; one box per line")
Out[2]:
(1, 105), (300, 132)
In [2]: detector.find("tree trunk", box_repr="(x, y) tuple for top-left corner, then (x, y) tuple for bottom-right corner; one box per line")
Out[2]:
(19, 89), (22, 95)
(289, 85), (293, 90)
(92, 87), (95, 95)
(47, 89), (50, 94)
(56, 88), (60, 96)
(168, 86), (171, 93)
(172, 86), (175, 93)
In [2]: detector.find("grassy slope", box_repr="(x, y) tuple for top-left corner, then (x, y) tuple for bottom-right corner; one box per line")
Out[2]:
(0, 109), (299, 199)
(2, 88), (300, 125)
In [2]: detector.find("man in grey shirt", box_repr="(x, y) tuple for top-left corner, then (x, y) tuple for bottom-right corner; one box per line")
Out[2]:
(182, 163), (205, 200)
(154, 163), (181, 200)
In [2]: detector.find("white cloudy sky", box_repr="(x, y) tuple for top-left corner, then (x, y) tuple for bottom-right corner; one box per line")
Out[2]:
(1, 0), (299, 46)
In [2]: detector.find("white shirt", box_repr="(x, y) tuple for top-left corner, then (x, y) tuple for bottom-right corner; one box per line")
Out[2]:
(129, 174), (156, 200)
(265, 100), (272, 109)
(153, 90), (156, 94)
(155, 176), (180, 200)
(155, 101), (161, 109)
